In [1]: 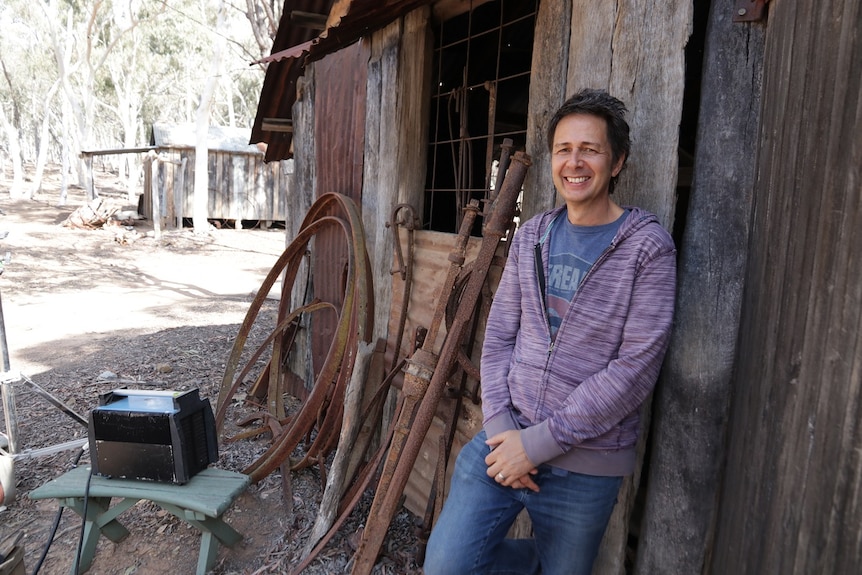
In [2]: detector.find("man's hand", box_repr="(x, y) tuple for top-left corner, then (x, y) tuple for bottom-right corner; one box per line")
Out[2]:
(485, 430), (539, 492)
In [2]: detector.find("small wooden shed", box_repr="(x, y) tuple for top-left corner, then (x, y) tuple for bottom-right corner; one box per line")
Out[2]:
(142, 123), (290, 228)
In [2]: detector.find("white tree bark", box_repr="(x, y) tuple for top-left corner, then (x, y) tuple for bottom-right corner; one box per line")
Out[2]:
(0, 105), (25, 198)
(30, 80), (61, 199)
(192, 5), (226, 233)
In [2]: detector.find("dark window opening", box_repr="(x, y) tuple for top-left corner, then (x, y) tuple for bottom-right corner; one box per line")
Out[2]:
(424, 0), (537, 234)
(671, 0), (711, 246)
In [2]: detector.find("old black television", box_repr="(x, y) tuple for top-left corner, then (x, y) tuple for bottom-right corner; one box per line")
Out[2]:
(88, 388), (218, 484)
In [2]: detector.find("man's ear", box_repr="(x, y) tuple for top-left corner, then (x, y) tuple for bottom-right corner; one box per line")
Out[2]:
(612, 154), (626, 177)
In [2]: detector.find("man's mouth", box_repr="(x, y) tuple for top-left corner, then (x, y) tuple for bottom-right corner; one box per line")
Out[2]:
(565, 176), (589, 184)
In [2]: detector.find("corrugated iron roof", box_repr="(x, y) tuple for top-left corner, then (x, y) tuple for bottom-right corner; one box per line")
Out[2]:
(153, 123), (263, 154)
(251, 0), (435, 162)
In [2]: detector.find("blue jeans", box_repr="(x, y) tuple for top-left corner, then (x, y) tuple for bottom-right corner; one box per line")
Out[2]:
(423, 431), (622, 575)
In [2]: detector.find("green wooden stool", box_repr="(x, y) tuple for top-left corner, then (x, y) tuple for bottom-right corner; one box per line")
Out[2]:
(30, 466), (250, 575)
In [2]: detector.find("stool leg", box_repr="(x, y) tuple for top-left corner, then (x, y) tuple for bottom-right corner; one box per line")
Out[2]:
(191, 516), (243, 547)
(63, 497), (130, 574)
(196, 531), (218, 575)
(70, 519), (100, 574)
(156, 503), (244, 573)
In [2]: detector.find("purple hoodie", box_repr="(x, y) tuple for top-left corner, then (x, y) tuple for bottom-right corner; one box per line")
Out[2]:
(481, 205), (677, 476)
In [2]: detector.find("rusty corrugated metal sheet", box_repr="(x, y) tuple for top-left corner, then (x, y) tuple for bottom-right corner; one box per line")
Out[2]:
(250, 0), (330, 163)
(310, 41), (369, 380)
(252, 0), (434, 162)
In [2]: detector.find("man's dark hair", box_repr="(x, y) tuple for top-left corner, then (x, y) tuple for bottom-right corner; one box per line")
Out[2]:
(546, 89), (631, 193)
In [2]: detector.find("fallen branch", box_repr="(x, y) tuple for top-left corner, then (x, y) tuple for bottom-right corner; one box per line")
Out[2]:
(61, 198), (117, 229)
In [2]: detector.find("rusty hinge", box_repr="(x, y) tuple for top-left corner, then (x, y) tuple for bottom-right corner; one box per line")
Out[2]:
(734, 0), (769, 23)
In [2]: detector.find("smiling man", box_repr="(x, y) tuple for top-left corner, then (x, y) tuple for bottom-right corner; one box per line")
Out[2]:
(424, 89), (677, 575)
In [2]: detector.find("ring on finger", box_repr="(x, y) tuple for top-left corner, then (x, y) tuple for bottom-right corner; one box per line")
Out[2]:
(496, 472), (505, 482)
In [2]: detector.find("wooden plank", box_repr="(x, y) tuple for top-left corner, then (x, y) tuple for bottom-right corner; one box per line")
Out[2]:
(142, 156), (153, 220)
(567, 0), (615, 89)
(711, 1), (862, 573)
(635, 0), (765, 572)
(171, 156), (185, 229)
(763, 3), (834, 571)
(387, 229), (495, 519)
(394, 4), (433, 212)
(714, 2), (807, 572)
(607, 0), (689, 229)
(797, 8), (862, 571)
(387, 229), (483, 362)
(521, 0), (572, 222)
(284, 65), (318, 397)
(363, 13), (403, 371)
(362, 7), (433, 434)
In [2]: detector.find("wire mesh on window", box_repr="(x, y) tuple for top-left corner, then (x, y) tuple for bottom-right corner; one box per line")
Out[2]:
(424, 0), (537, 234)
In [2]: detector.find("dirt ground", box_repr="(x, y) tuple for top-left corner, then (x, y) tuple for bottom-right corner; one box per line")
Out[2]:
(0, 166), (422, 575)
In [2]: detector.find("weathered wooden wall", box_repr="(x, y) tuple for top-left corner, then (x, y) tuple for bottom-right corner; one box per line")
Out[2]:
(282, 2), (688, 571)
(710, 0), (862, 573)
(636, 0), (765, 573)
(143, 149), (288, 226)
(363, 7), (432, 373)
(283, 8), (433, 399)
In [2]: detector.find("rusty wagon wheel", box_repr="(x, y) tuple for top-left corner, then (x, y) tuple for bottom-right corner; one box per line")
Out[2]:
(214, 193), (374, 483)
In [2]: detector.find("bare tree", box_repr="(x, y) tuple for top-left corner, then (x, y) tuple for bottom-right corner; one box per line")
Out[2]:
(193, 4), (227, 234)
(243, 0), (280, 57)
(29, 80), (61, 199)
(0, 106), (25, 199)
(2, 0), (269, 209)
(0, 50), (26, 198)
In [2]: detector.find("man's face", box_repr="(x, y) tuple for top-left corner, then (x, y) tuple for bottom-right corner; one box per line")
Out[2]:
(551, 113), (625, 211)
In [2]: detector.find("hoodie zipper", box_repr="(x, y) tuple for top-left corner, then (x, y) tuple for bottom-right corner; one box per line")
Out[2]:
(541, 210), (650, 358)
(534, 212), (561, 355)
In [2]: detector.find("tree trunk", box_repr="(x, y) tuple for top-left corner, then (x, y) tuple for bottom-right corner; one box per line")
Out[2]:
(193, 6), (226, 234)
(0, 106), (25, 199)
(30, 81), (61, 199)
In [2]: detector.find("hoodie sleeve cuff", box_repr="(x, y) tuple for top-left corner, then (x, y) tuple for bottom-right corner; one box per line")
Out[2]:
(520, 420), (565, 466)
(484, 410), (519, 438)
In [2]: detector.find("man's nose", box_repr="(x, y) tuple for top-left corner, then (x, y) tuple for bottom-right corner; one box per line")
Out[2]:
(567, 150), (585, 166)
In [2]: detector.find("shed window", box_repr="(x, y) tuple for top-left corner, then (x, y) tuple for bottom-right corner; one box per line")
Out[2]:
(424, 0), (537, 233)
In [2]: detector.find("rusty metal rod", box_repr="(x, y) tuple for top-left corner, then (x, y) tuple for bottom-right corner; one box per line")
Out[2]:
(356, 200), (481, 534)
(350, 151), (531, 575)
(386, 203), (419, 374)
(426, 200), (481, 349)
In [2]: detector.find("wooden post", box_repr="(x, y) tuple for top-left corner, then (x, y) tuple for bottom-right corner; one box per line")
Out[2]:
(635, 1), (765, 573)
(149, 151), (161, 240)
(83, 154), (96, 201)
(521, 0), (571, 221)
(173, 156), (186, 229)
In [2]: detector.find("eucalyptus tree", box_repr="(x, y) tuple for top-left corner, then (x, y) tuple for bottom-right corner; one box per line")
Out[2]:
(1, 0), (274, 206)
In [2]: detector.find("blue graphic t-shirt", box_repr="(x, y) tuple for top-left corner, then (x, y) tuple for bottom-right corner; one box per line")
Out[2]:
(546, 211), (627, 337)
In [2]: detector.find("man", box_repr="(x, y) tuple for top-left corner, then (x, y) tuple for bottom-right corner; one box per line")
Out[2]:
(424, 89), (677, 575)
